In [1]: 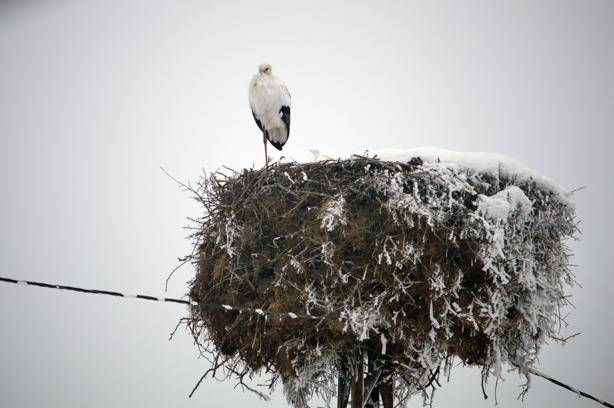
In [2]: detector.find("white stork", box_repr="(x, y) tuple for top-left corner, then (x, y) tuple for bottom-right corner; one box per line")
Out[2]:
(248, 63), (291, 166)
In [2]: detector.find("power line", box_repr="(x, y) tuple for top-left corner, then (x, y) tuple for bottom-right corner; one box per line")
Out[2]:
(0, 276), (338, 321)
(527, 367), (613, 408)
(1, 275), (613, 407)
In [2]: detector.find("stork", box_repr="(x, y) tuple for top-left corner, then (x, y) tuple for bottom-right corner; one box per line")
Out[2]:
(248, 63), (291, 166)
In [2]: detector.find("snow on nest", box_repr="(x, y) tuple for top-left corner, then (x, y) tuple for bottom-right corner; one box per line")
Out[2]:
(294, 146), (571, 205)
(478, 186), (533, 222)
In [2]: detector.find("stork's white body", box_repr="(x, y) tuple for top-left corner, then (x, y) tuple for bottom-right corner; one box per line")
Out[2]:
(248, 65), (291, 157)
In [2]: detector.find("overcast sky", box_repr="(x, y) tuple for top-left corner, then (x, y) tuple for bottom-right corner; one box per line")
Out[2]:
(0, 1), (613, 407)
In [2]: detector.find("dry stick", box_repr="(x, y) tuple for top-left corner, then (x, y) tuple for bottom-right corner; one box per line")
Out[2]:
(189, 353), (233, 398)
(165, 255), (191, 292)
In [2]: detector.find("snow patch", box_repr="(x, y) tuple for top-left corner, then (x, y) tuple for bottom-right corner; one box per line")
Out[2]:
(478, 186), (533, 221)
(289, 146), (570, 205)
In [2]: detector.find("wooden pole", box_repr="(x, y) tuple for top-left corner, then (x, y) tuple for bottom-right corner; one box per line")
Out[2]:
(337, 353), (350, 408)
(351, 350), (364, 408)
(379, 380), (393, 408)
(379, 361), (393, 408)
(338, 373), (348, 408)
(365, 350), (380, 408)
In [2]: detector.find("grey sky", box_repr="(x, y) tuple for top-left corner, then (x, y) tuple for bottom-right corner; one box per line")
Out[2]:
(0, 1), (612, 407)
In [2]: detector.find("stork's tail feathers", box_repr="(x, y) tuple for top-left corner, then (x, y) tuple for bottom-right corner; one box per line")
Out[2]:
(266, 127), (288, 151)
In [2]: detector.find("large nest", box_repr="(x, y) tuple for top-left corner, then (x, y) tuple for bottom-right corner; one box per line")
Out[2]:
(187, 153), (576, 407)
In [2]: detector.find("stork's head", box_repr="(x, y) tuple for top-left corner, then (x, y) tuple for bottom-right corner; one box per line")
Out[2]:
(258, 63), (272, 75)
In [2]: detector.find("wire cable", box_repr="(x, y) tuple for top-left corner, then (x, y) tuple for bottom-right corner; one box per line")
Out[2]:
(1, 275), (612, 407)
(527, 367), (613, 408)
(0, 276), (338, 321)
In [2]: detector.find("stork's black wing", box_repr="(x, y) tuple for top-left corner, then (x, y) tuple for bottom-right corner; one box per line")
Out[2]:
(280, 105), (290, 136)
(252, 111), (264, 132)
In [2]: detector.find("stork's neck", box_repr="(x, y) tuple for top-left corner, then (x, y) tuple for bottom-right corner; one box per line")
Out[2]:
(254, 74), (275, 89)
(260, 73), (276, 81)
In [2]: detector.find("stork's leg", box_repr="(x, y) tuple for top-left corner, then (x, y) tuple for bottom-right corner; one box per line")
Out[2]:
(263, 131), (269, 167)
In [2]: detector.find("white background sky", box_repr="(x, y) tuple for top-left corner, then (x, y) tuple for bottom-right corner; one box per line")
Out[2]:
(0, 1), (612, 407)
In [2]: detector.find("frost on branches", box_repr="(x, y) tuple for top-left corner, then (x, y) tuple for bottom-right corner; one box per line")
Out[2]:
(187, 150), (577, 407)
